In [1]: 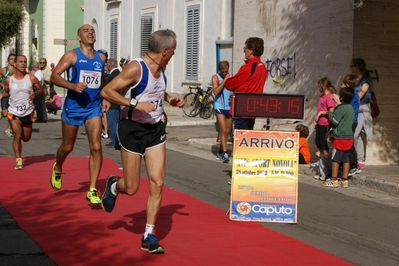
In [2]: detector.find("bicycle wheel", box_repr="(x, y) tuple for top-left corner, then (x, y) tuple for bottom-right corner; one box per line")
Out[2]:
(182, 92), (201, 117)
(200, 94), (214, 119)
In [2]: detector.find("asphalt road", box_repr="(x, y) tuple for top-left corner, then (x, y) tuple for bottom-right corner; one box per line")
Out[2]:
(0, 118), (398, 265)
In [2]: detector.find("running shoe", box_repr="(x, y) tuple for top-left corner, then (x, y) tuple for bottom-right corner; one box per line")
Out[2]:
(348, 167), (361, 177)
(222, 152), (229, 163)
(15, 158), (24, 170)
(101, 175), (118, 212)
(4, 129), (13, 137)
(80, 130), (86, 135)
(321, 179), (339, 188)
(50, 162), (62, 190)
(216, 152), (222, 160)
(141, 234), (164, 254)
(86, 188), (101, 205)
(227, 178), (232, 185)
(341, 180), (349, 188)
(102, 133), (109, 139)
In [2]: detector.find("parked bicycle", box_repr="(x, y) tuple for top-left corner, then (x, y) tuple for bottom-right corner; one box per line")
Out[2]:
(182, 86), (214, 119)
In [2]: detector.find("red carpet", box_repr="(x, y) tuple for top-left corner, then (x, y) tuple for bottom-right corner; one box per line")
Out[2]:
(0, 156), (351, 265)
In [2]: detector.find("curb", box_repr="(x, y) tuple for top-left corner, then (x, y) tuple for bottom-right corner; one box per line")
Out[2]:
(188, 139), (399, 198)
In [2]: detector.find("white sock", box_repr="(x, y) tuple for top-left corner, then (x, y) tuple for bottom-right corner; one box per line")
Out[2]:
(110, 182), (118, 196)
(144, 224), (155, 239)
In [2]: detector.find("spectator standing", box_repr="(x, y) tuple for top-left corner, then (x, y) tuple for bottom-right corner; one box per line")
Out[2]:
(0, 54), (16, 137)
(350, 58), (373, 169)
(39, 57), (51, 121)
(31, 61), (45, 122)
(224, 37), (267, 130)
(212, 60), (232, 162)
(104, 58), (121, 148)
(322, 87), (355, 188)
(314, 77), (336, 158)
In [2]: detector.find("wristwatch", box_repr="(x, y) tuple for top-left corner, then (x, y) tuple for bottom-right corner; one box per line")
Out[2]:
(129, 98), (138, 108)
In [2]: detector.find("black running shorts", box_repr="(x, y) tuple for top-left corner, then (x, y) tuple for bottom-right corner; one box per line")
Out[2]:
(117, 119), (166, 155)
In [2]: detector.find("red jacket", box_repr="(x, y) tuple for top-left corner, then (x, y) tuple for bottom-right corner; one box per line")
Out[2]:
(224, 57), (267, 115)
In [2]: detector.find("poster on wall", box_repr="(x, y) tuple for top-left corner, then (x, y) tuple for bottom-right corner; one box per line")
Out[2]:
(229, 130), (299, 223)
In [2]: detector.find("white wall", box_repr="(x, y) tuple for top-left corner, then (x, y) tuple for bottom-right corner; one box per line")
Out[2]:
(84, 0), (233, 94)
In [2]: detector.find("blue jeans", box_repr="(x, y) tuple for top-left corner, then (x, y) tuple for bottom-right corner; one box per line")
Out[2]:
(106, 108), (120, 146)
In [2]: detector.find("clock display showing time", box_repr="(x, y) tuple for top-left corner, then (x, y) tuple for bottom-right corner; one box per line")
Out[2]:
(233, 93), (305, 119)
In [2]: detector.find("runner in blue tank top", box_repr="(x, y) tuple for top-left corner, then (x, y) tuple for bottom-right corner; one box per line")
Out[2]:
(49, 24), (110, 205)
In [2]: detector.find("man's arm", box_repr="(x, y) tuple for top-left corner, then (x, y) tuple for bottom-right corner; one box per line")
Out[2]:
(50, 50), (87, 93)
(1, 77), (10, 99)
(224, 64), (250, 91)
(100, 61), (154, 114)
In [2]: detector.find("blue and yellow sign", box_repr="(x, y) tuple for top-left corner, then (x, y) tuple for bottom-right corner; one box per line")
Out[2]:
(230, 130), (299, 223)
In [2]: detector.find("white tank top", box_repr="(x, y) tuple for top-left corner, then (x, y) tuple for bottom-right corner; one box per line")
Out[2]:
(120, 58), (167, 124)
(8, 74), (35, 116)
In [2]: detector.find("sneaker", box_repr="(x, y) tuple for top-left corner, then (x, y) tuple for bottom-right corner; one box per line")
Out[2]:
(15, 158), (24, 170)
(358, 162), (365, 169)
(348, 167), (361, 177)
(141, 234), (164, 254)
(321, 179), (339, 188)
(102, 133), (109, 139)
(101, 175), (118, 212)
(4, 129), (13, 137)
(313, 174), (326, 181)
(341, 180), (349, 188)
(310, 161), (319, 168)
(227, 178), (232, 185)
(50, 162), (62, 190)
(80, 130), (86, 135)
(216, 152), (222, 160)
(222, 152), (229, 163)
(86, 188), (101, 205)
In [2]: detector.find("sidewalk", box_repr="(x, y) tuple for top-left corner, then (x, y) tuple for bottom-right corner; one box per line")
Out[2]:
(162, 105), (399, 198)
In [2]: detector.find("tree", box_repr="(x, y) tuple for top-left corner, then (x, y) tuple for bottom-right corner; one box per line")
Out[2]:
(0, 0), (25, 48)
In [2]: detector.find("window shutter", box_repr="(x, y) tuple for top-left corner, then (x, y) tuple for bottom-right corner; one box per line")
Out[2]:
(110, 19), (118, 59)
(186, 5), (200, 80)
(141, 15), (153, 56)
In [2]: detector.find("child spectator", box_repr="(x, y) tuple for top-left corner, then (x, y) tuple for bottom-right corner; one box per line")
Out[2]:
(314, 77), (336, 158)
(295, 124), (311, 164)
(321, 87), (355, 188)
(46, 88), (62, 115)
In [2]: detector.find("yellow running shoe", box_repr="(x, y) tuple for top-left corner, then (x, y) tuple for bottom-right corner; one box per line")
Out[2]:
(86, 188), (101, 204)
(15, 158), (24, 170)
(50, 162), (62, 190)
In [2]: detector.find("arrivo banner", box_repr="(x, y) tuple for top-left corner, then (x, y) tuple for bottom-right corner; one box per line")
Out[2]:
(230, 130), (299, 223)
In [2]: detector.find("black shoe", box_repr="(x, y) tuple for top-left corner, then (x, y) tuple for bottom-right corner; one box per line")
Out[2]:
(35, 119), (47, 123)
(105, 143), (114, 148)
(141, 234), (164, 254)
(101, 175), (118, 212)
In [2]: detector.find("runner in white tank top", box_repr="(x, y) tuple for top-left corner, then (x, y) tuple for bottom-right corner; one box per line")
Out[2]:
(0, 55), (43, 170)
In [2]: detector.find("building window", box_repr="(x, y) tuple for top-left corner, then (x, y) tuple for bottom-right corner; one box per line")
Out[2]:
(110, 18), (118, 59)
(141, 14), (154, 56)
(186, 5), (200, 80)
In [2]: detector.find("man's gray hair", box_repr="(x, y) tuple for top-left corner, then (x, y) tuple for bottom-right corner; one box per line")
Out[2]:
(107, 58), (118, 68)
(32, 61), (40, 68)
(148, 29), (176, 53)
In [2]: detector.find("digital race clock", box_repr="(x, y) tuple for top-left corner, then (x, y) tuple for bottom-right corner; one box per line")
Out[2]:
(233, 93), (305, 119)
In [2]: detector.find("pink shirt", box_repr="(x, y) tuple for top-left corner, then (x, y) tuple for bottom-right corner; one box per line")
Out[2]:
(316, 92), (335, 126)
(53, 94), (62, 108)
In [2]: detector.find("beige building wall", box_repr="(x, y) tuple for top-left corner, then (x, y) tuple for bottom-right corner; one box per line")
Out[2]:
(353, 1), (399, 165)
(42, 0), (65, 67)
(233, 0), (398, 165)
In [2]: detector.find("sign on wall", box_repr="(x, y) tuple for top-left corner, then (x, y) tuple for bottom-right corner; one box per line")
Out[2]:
(229, 130), (299, 223)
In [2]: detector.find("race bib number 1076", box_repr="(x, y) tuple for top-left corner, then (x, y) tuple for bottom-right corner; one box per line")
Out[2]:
(79, 70), (101, 89)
